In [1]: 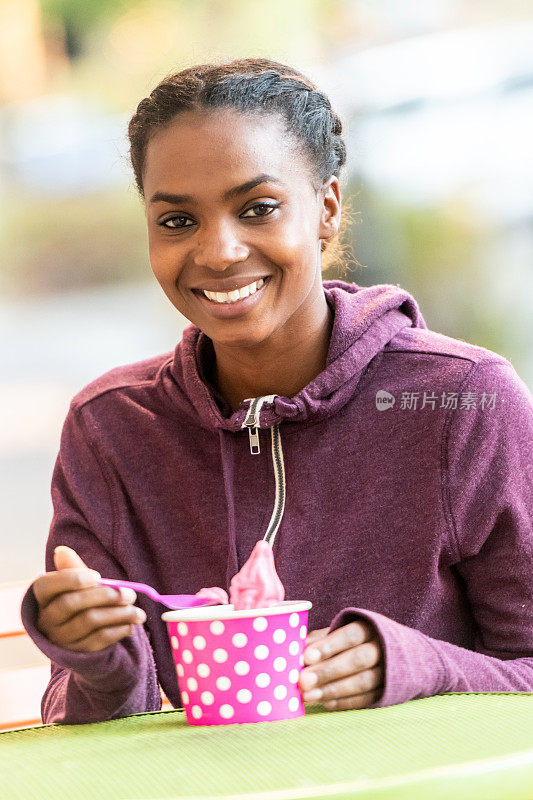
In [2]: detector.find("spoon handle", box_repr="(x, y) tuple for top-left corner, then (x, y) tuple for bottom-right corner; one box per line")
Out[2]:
(98, 577), (216, 608)
(99, 577), (160, 602)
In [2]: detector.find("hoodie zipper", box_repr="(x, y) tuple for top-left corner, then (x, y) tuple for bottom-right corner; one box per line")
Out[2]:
(242, 395), (277, 455)
(241, 395), (286, 547)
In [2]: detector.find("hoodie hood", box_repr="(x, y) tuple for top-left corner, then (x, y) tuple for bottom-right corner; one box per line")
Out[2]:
(164, 280), (426, 430)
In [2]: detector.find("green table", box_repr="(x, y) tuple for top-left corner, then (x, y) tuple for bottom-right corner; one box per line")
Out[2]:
(1, 693), (532, 800)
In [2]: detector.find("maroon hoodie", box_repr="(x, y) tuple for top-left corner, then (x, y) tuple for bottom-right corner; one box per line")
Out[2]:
(21, 280), (533, 724)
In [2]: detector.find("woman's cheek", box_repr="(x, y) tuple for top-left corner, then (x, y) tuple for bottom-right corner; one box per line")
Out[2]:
(149, 239), (180, 282)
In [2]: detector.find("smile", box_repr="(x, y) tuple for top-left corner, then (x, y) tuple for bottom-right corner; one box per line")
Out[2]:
(192, 276), (271, 318)
(203, 278), (264, 304)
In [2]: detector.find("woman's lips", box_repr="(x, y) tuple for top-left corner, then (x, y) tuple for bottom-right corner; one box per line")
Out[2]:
(192, 277), (270, 318)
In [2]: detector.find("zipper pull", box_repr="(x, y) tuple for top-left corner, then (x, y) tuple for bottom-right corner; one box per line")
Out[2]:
(248, 427), (260, 455)
(243, 398), (261, 455)
(241, 395), (277, 456)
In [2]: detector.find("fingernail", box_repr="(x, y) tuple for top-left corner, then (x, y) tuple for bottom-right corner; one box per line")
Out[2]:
(121, 588), (137, 603)
(304, 688), (323, 701)
(306, 648), (321, 664)
(300, 671), (318, 689)
(135, 608), (147, 622)
(81, 570), (101, 583)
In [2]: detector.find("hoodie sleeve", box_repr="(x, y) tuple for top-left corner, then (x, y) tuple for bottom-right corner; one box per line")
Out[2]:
(329, 358), (533, 708)
(20, 404), (162, 725)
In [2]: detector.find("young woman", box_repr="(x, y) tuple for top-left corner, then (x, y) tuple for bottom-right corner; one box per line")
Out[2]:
(22, 58), (533, 725)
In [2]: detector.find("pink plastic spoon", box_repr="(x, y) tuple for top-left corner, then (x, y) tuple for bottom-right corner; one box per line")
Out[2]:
(98, 578), (221, 610)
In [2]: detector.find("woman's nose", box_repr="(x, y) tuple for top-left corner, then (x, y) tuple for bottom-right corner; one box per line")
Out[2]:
(191, 225), (249, 270)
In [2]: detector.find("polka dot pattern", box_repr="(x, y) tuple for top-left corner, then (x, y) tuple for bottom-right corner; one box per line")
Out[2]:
(289, 641), (299, 656)
(236, 688), (252, 703)
(213, 648), (229, 663)
(210, 621), (225, 636)
(254, 644), (269, 660)
(167, 606), (309, 726)
(274, 684), (287, 700)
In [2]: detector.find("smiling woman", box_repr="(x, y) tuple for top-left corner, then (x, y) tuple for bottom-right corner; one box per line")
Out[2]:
(127, 60), (347, 409)
(19, 57), (533, 727)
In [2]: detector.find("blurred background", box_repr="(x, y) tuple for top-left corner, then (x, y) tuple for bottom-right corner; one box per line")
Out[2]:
(1, 0), (532, 583)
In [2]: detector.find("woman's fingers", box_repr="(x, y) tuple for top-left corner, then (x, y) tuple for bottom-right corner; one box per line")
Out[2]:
(305, 627), (330, 647)
(53, 545), (92, 573)
(304, 664), (384, 703)
(38, 584), (136, 628)
(35, 574), (146, 652)
(300, 638), (382, 692)
(303, 620), (375, 666)
(64, 624), (141, 653)
(323, 688), (384, 711)
(42, 601), (146, 649)
(33, 568), (102, 610)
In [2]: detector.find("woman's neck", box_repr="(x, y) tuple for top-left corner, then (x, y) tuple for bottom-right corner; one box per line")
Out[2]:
(212, 294), (333, 414)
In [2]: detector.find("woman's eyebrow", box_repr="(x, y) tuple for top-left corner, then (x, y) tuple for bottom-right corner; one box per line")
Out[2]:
(149, 174), (284, 205)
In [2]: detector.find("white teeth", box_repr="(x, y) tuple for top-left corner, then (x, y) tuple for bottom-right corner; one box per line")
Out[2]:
(203, 278), (266, 304)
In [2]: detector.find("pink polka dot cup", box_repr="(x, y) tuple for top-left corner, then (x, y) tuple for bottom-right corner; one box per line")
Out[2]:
(162, 600), (312, 725)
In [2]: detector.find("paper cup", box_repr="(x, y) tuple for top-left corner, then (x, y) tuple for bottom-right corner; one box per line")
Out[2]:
(162, 600), (312, 725)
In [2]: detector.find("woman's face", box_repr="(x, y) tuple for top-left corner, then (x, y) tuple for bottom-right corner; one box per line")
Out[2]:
(143, 108), (340, 349)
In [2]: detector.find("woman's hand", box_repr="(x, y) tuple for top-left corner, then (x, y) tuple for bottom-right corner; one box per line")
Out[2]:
(33, 546), (147, 654)
(298, 621), (384, 710)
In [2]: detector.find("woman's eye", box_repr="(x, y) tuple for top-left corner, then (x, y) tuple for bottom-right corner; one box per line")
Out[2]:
(160, 216), (193, 229)
(158, 202), (279, 230)
(241, 203), (279, 218)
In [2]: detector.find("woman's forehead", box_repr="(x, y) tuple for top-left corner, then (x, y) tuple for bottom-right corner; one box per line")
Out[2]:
(143, 109), (311, 195)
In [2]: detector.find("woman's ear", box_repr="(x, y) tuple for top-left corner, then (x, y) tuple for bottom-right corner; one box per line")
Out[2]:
(318, 176), (342, 247)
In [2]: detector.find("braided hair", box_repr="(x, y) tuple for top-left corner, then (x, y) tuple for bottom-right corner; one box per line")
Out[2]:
(128, 58), (349, 269)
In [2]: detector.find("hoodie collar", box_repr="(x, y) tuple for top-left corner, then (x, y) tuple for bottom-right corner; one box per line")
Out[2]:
(164, 280), (426, 432)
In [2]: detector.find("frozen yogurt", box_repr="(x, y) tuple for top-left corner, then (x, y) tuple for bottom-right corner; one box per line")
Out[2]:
(229, 540), (285, 610)
(195, 586), (229, 604)
(196, 540), (285, 610)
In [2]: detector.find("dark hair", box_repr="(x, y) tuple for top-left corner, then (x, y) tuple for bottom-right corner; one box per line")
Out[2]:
(128, 57), (350, 270)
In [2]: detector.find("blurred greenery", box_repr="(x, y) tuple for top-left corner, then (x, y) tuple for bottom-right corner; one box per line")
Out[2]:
(338, 180), (522, 366)
(1, 185), (148, 294)
(42, 0), (124, 30)
(40, 0), (348, 111)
